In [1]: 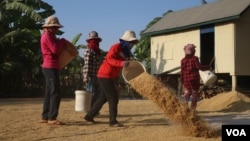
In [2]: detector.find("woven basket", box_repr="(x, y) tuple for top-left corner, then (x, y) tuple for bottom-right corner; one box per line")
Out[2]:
(122, 61), (146, 83)
(58, 40), (78, 69)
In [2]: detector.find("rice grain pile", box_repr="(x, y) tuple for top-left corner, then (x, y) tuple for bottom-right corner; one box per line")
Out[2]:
(129, 72), (214, 137)
(197, 91), (250, 112)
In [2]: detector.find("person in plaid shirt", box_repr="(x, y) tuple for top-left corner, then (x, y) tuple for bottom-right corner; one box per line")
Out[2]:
(82, 31), (102, 109)
(180, 44), (209, 110)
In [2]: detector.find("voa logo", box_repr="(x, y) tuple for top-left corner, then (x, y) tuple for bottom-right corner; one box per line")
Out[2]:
(226, 129), (246, 136)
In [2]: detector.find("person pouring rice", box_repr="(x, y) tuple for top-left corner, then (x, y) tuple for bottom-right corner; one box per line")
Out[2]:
(84, 30), (139, 127)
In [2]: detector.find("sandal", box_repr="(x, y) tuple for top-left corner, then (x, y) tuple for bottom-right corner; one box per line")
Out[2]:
(39, 120), (48, 123)
(48, 120), (65, 125)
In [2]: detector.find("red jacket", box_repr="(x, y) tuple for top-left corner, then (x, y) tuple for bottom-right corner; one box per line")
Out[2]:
(97, 43), (125, 78)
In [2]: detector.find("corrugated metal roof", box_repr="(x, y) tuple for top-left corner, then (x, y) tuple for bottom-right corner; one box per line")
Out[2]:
(143, 0), (250, 36)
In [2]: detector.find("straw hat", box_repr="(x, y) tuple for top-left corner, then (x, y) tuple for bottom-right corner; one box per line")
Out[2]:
(42, 16), (63, 28)
(120, 30), (139, 43)
(86, 31), (102, 42)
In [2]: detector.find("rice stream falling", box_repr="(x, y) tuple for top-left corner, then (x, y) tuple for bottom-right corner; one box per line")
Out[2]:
(129, 72), (215, 137)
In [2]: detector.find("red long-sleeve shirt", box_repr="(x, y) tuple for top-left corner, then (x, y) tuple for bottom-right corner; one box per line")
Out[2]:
(40, 32), (66, 69)
(97, 43), (125, 79)
(180, 56), (209, 89)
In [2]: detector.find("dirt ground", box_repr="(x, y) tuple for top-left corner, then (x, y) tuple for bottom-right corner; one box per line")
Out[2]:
(0, 90), (250, 141)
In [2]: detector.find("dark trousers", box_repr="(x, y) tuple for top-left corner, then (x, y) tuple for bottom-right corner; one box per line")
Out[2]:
(42, 68), (61, 120)
(86, 78), (119, 125)
(86, 77), (100, 107)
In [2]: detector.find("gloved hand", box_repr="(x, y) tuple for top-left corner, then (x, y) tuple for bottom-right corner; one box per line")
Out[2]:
(123, 61), (130, 67)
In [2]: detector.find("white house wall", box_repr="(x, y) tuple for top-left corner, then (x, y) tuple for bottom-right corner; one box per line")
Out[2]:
(150, 30), (200, 75)
(151, 21), (249, 76)
(234, 8), (250, 76)
(214, 23), (235, 75)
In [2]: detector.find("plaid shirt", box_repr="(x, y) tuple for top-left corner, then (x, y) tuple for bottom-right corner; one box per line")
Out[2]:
(180, 56), (209, 89)
(82, 48), (101, 81)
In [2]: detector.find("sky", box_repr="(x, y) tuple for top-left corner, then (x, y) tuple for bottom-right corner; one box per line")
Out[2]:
(43, 0), (216, 54)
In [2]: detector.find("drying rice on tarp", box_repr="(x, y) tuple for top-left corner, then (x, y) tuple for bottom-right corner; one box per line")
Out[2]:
(129, 72), (214, 137)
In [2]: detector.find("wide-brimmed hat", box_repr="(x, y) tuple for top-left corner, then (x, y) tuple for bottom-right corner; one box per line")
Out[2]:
(42, 16), (63, 28)
(184, 44), (196, 55)
(86, 31), (102, 42)
(120, 30), (139, 43)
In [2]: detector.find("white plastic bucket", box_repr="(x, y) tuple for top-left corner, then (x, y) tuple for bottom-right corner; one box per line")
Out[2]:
(199, 70), (217, 86)
(74, 90), (91, 113)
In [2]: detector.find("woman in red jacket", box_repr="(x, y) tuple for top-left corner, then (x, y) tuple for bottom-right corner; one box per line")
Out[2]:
(180, 44), (210, 110)
(84, 30), (139, 127)
(40, 16), (67, 125)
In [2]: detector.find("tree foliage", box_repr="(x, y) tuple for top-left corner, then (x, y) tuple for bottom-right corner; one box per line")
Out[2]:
(0, 0), (85, 97)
